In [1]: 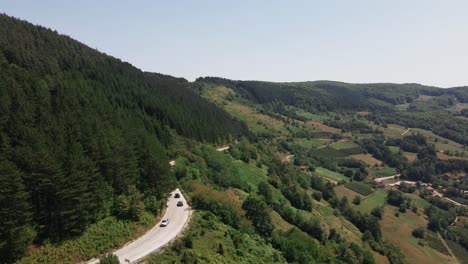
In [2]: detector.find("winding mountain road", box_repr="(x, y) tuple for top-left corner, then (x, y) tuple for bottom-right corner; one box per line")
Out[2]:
(87, 188), (191, 264)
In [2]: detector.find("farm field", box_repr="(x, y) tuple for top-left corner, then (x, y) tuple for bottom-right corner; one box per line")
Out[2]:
(293, 108), (328, 121)
(355, 189), (387, 213)
(437, 152), (468, 161)
(330, 141), (359, 150)
(315, 167), (350, 182)
(344, 182), (374, 196)
(291, 138), (329, 149)
(378, 124), (408, 138)
(349, 154), (382, 166)
(404, 152), (418, 162)
(371, 166), (398, 177)
(201, 85), (288, 135)
(335, 185), (362, 201)
(308, 121), (341, 133)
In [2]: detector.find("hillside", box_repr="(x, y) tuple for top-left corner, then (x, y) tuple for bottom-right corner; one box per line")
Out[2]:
(0, 14), (247, 262)
(198, 77), (468, 145)
(153, 81), (467, 264)
(1, 14), (468, 264)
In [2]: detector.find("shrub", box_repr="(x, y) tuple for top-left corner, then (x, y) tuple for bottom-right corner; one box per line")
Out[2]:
(412, 228), (425, 239)
(99, 254), (119, 264)
(371, 207), (383, 219)
(353, 195), (361, 205)
(312, 191), (323, 201)
(399, 203), (406, 213)
(184, 235), (194, 248)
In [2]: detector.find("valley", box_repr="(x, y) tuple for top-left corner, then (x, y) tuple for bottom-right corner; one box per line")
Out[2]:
(0, 13), (467, 264)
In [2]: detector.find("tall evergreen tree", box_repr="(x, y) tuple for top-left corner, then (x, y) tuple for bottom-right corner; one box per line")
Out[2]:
(0, 161), (34, 262)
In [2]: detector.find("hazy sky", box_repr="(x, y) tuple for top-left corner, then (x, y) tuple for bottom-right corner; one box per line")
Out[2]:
(2, 1), (468, 87)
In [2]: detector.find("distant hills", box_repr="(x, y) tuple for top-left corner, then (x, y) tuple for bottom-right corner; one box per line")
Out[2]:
(197, 77), (468, 145)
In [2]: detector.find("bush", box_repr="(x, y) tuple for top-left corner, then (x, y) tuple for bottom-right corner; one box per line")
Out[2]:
(412, 227), (425, 239)
(144, 196), (162, 215)
(353, 195), (361, 205)
(399, 203), (406, 213)
(387, 190), (405, 207)
(99, 254), (119, 264)
(312, 191), (323, 201)
(371, 206), (383, 219)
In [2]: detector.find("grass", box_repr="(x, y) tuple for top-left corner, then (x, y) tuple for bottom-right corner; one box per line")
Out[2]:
(407, 193), (432, 209)
(379, 124), (408, 138)
(19, 213), (155, 264)
(294, 108), (327, 121)
(330, 141), (358, 150)
(201, 85), (290, 136)
(355, 189), (387, 213)
(389, 146), (400, 154)
(291, 138), (328, 149)
(316, 147), (350, 158)
(396, 103), (410, 111)
(226, 160), (268, 192)
(344, 182), (374, 196)
(446, 239), (468, 264)
(225, 103), (286, 134)
(426, 232), (450, 256)
(314, 203), (335, 217)
(315, 167), (350, 182)
(372, 166), (398, 177)
(380, 206), (454, 264)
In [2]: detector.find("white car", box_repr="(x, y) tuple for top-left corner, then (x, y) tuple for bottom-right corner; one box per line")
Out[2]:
(160, 218), (169, 227)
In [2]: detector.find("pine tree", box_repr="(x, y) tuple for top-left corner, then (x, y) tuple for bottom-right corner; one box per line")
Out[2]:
(0, 161), (34, 262)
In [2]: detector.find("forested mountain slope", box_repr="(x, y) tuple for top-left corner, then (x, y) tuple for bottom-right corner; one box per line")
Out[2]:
(197, 77), (468, 145)
(0, 14), (247, 262)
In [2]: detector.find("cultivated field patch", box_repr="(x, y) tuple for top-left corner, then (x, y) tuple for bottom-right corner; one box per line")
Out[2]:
(344, 182), (374, 196)
(355, 189), (387, 213)
(349, 154), (383, 166)
(315, 167), (350, 182)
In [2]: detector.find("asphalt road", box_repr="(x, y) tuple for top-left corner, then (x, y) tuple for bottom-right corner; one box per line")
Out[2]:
(87, 188), (191, 264)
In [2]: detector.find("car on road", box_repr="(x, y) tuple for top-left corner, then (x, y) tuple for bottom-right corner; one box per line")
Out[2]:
(160, 218), (169, 227)
(177, 201), (183, 207)
(174, 193), (180, 198)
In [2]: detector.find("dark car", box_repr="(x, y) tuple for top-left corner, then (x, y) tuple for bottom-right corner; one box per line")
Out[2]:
(174, 193), (180, 198)
(177, 201), (183, 207)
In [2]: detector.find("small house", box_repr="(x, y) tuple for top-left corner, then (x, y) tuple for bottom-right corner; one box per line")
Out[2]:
(425, 186), (434, 192)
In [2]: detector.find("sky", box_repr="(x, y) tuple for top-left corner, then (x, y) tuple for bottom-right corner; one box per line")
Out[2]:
(2, 0), (468, 87)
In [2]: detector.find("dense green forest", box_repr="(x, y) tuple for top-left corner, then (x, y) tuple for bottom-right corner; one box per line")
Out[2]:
(0, 14), (247, 262)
